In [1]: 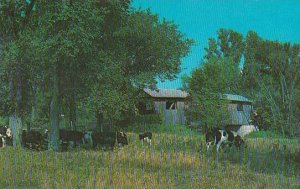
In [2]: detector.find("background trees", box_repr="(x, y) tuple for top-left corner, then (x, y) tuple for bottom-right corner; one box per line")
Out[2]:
(184, 29), (299, 137)
(242, 34), (300, 136)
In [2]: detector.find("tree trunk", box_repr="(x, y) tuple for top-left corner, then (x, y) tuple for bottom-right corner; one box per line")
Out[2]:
(96, 111), (104, 132)
(69, 96), (77, 130)
(9, 68), (22, 147)
(29, 79), (38, 131)
(49, 72), (60, 151)
(9, 113), (22, 147)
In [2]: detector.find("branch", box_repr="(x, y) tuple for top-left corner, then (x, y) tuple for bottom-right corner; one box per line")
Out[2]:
(24, 0), (37, 24)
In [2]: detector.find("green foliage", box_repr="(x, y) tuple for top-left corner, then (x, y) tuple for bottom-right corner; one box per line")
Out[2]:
(0, 116), (7, 125)
(134, 114), (162, 125)
(204, 29), (243, 64)
(115, 9), (194, 82)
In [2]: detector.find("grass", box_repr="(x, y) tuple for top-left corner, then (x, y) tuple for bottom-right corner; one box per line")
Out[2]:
(247, 130), (285, 138)
(0, 124), (299, 188)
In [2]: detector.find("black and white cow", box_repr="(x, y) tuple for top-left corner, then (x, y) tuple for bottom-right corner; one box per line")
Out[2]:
(205, 128), (245, 152)
(59, 129), (84, 148)
(139, 132), (152, 145)
(89, 131), (128, 150)
(21, 129), (49, 150)
(0, 125), (12, 147)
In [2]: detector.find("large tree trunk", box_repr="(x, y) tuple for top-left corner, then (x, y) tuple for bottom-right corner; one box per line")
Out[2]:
(29, 79), (37, 131)
(49, 72), (60, 151)
(9, 68), (22, 147)
(9, 113), (22, 147)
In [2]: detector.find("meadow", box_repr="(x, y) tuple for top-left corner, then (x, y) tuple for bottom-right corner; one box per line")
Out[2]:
(0, 124), (299, 189)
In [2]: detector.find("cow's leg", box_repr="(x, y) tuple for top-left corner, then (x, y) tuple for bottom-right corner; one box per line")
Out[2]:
(144, 137), (150, 145)
(82, 138), (85, 146)
(216, 140), (222, 152)
(110, 143), (115, 151)
(217, 136), (226, 153)
(2, 137), (5, 148)
(206, 142), (212, 151)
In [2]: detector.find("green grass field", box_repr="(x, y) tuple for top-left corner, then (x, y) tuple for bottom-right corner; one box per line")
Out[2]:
(0, 125), (299, 188)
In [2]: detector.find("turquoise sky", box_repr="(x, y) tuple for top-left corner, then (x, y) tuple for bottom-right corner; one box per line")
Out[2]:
(132, 0), (300, 89)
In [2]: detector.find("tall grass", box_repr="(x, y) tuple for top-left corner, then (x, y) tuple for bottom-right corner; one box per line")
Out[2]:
(0, 124), (299, 188)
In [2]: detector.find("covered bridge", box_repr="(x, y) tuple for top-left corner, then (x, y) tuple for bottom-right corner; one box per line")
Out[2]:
(138, 89), (253, 127)
(140, 89), (188, 125)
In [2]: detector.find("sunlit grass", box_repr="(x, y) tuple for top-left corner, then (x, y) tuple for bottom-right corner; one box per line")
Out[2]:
(0, 125), (299, 188)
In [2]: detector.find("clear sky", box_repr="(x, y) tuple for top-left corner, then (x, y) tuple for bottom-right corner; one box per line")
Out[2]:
(132, 0), (300, 89)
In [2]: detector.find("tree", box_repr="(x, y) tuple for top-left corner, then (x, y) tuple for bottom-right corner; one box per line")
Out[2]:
(0, 0), (38, 146)
(204, 29), (243, 64)
(183, 57), (240, 129)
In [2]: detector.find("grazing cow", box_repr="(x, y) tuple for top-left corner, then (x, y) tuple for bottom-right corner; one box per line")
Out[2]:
(21, 129), (49, 150)
(205, 128), (244, 152)
(91, 131), (128, 150)
(59, 129), (84, 148)
(139, 132), (152, 145)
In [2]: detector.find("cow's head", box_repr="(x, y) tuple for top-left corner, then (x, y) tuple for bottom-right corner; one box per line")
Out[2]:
(83, 131), (93, 145)
(117, 132), (128, 146)
(44, 129), (49, 135)
(6, 127), (12, 138)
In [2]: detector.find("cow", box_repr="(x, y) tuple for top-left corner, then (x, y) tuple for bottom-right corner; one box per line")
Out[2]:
(83, 131), (93, 146)
(139, 132), (152, 145)
(21, 129), (49, 151)
(59, 129), (84, 148)
(205, 128), (245, 152)
(0, 125), (12, 147)
(90, 131), (128, 150)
